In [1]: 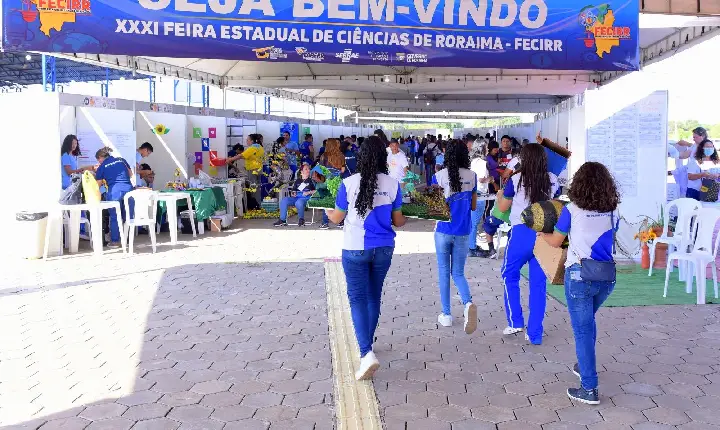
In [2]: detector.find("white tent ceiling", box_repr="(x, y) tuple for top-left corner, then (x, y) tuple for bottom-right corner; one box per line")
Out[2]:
(55, 12), (720, 115)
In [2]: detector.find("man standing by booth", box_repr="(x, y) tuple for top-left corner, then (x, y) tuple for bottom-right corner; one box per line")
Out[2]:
(136, 142), (154, 187)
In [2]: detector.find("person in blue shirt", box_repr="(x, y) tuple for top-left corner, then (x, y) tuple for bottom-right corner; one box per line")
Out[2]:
(94, 147), (134, 248)
(431, 140), (478, 335)
(60, 134), (92, 189)
(341, 139), (357, 177)
(325, 135), (406, 381)
(136, 142), (154, 187)
(496, 144), (559, 345)
(282, 131), (300, 179)
(538, 162), (620, 406)
(299, 134), (315, 166)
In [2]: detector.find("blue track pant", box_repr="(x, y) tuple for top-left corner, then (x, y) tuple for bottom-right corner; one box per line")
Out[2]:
(501, 224), (547, 344)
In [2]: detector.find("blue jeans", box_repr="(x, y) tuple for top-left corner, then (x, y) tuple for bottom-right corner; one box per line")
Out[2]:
(469, 201), (487, 249)
(323, 212), (329, 225)
(434, 232), (473, 315)
(280, 195), (310, 221)
(686, 188), (700, 200)
(342, 247), (394, 357)
(501, 224), (547, 344)
(107, 184), (133, 243)
(425, 163), (435, 186)
(565, 264), (615, 390)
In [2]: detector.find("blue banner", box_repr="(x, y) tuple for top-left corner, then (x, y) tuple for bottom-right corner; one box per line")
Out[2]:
(1, 0), (639, 71)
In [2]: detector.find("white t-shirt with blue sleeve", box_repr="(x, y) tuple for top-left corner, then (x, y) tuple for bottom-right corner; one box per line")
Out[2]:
(335, 173), (403, 251)
(503, 173), (559, 226)
(555, 203), (619, 268)
(433, 168), (477, 236)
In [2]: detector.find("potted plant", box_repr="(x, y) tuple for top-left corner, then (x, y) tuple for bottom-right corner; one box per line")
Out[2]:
(635, 206), (668, 270)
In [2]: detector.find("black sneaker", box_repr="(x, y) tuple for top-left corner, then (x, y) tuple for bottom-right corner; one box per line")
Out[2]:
(273, 220), (288, 227)
(567, 387), (600, 405)
(469, 248), (483, 257)
(572, 363), (581, 379)
(337, 221), (345, 228)
(298, 219), (306, 227)
(319, 223), (329, 230)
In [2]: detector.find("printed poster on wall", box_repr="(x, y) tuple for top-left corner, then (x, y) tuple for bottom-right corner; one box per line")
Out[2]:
(193, 127), (202, 138)
(201, 138), (210, 151)
(0, 0), (639, 71)
(194, 152), (203, 164)
(209, 127), (217, 138)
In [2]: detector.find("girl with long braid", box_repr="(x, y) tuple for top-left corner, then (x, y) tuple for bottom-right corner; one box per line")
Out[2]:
(325, 135), (407, 380)
(432, 140), (478, 334)
(496, 144), (559, 345)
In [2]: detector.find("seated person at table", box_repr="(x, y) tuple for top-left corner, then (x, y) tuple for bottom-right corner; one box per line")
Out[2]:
(136, 142), (154, 186)
(137, 164), (155, 189)
(273, 163), (316, 227)
(94, 147), (133, 249)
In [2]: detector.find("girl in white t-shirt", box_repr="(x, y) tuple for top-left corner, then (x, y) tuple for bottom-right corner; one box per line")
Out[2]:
(538, 161), (620, 406)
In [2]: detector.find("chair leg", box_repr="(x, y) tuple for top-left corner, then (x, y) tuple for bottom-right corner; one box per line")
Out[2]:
(648, 243), (656, 276)
(664, 258), (672, 298)
(696, 263), (706, 305)
(129, 226), (135, 256)
(713, 263), (719, 299)
(149, 227), (157, 254)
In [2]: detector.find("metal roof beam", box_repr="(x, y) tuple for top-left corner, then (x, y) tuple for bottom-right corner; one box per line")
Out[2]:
(229, 87), (315, 104)
(641, 0), (720, 15)
(318, 98), (558, 113)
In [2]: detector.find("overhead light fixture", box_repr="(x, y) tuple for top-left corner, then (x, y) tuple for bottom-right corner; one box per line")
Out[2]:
(25, 54), (31, 61)
(414, 94), (419, 99)
(383, 75), (390, 82)
(426, 102), (430, 106)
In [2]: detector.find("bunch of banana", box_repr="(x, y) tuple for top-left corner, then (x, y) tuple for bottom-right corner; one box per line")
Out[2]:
(242, 208), (298, 220)
(410, 189), (450, 220)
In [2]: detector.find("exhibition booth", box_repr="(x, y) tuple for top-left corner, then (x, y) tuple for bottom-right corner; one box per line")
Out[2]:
(0, 90), (376, 257)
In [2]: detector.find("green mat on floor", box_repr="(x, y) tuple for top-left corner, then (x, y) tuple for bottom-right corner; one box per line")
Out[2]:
(520, 265), (719, 307)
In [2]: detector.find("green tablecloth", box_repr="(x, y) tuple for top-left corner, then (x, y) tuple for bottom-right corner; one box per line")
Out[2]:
(158, 187), (227, 221)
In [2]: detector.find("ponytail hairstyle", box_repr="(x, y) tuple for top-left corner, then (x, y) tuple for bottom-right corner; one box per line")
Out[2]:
(445, 139), (470, 193)
(517, 144), (551, 204)
(355, 135), (388, 218)
(95, 146), (113, 161)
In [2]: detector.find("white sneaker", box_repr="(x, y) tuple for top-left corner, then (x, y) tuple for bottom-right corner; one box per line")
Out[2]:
(464, 303), (478, 335)
(438, 314), (453, 327)
(355, 351), (380, 381)
(503, 326), (523, 335)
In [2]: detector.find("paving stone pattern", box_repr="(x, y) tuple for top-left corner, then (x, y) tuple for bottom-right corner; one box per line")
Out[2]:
(0, 260), (333, 430)
(374, 253), (720, 430)
(3, 222), (720, 430)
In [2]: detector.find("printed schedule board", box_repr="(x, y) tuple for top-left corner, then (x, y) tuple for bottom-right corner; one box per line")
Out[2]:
(1, 0), (639, 71)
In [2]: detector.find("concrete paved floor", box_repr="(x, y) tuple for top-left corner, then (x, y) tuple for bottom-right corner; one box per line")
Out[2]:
(2, 219), (720, 430)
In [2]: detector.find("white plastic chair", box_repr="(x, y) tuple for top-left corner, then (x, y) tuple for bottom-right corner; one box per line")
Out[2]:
(649, 198), (702, 276)
(664, 208), (720, 304)
(123, 189), (159, 255)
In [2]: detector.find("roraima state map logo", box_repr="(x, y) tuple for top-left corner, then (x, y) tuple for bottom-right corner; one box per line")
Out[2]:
(579, 4), (631, 58)
(18, 0), (91, 37)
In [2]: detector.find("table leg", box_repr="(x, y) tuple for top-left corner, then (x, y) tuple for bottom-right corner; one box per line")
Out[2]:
(68, 210), (81, 253)
(89, 208), (103, 257)
(168, 202), (178, 245)
(186, 196), (197, 238)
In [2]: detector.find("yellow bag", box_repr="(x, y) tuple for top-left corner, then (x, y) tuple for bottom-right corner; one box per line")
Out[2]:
(82, 170), (101, 203)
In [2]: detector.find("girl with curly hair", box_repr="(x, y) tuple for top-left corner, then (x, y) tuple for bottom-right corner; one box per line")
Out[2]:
(496, 144), (559, 345)
(432, 139), (479, 334)
(538, 162), (620, 405)
(325, 135), (406, 381)
(319, 138), (348, 229)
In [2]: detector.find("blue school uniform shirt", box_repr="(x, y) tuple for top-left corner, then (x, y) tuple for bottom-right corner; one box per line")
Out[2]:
(435, 153), (445, 166)
(335, 173), (403, 250)
(299, 141), (313, 164)
(432, 168), (477, 236)
(503, 172), (560, 226)
(284, 141), (299, 166)
(95, 156), (133, 189)
(555, 203), (619, 268)
(61, 153), (77, 189)
(344, 150), (357, 175)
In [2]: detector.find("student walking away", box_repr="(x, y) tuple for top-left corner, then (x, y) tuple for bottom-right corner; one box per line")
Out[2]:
(496, 144), (559, 345)
(480, 140), (503, 257)
(538, 162), (620, 405)
(324, 136), (406, 380)
(431, 140), (478, 334)
(468, 138), (491, 257)
(341, 140), (357, 176)
(319, 139), (347, 229)
(423, 139), (439, 186)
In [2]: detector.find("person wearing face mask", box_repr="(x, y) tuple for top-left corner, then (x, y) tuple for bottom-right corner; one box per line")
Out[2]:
(685, 127), (719, 201)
